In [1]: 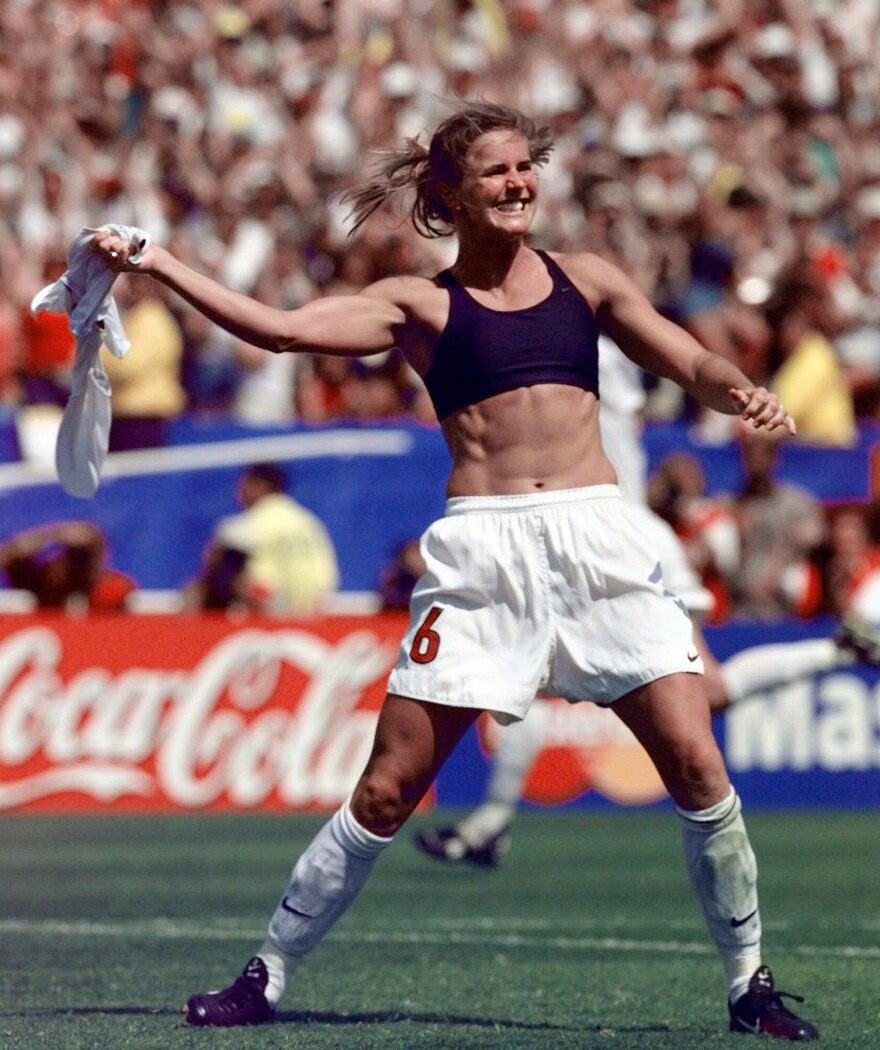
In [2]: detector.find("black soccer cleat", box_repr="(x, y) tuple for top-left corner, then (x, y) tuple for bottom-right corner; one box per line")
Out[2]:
(836, 614), (880, 665)
(183, 956), (274, 1027)
(413, 825), (511, 868)
(729, 965), (818, 1041)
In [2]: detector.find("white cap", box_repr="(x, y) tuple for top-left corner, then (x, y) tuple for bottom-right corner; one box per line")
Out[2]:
(380, 62), (419, 99)
(856, 186), (880, 219)
(753, 23), (798, 59)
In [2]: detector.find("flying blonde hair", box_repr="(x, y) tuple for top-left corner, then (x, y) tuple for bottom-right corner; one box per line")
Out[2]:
(342, 100), (554, 238)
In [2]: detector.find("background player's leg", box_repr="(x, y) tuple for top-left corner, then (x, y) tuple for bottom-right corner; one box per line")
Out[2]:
(415, 699), (551, 865)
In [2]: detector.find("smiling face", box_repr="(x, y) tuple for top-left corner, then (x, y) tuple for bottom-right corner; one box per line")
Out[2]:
(450, 129), (539, 239)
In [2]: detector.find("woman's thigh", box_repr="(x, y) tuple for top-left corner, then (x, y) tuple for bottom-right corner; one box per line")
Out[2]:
(611, 672), (730, 811)
(351, 693), (481, 834)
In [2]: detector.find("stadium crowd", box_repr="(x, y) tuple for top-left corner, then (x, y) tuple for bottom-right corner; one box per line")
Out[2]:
(1, 0), (880, 437)
(3, 0), (880, 621)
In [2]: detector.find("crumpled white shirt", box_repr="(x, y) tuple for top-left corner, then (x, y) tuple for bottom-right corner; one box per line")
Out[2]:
(30, 224), (150, 497)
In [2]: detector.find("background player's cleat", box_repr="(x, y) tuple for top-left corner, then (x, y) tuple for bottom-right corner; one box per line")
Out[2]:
(414, 826), (511, 868)
(835, 614), (880, 665)
(728, 965), (818, 1041)
(183, 956), (274, 1026)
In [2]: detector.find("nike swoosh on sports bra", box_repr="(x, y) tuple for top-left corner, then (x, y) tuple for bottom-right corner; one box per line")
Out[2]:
(424, 250), (600, 422)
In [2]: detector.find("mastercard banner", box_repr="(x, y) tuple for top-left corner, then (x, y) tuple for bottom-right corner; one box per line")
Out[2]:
(476, 701), (667, 807)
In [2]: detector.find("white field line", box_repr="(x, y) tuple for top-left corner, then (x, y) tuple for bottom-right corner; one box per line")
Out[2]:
(1, 918), (878, 960)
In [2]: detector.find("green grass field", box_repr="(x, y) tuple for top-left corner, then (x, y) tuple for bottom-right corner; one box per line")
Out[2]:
(1, 808), (877, 1049)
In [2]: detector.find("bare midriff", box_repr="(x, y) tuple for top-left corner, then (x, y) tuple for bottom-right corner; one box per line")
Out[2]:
(441, 384), (617, 497)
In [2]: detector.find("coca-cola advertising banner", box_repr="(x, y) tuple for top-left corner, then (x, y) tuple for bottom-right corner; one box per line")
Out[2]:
(0, 613), (409, 814)
(0, 609), (684, 816)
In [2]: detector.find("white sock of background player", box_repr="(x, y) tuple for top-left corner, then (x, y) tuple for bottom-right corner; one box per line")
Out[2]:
(720, 638), (843, 707)
(454, 699), (551, 847)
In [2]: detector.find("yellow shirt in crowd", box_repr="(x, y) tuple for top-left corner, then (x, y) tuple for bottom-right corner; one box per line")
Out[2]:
(101, 297), (186, 418)
(216, 492), (340, 615)
(773, 331), (857, 448)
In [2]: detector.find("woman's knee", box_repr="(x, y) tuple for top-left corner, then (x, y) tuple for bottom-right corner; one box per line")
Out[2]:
(350, 766), (418, 836)
(350, 694), (477, 835)
(664, 731), (730, 809)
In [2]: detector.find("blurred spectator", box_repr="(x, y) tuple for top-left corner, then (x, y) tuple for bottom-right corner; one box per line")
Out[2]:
(666, 234), (771, 437)
(377, 538), (425, 610)
(647, 452), (740, 623)
(183, 462), (339, 616)
(0, 286), (21, 407)
(18, 249), (76, 408)
(0, 520), (136, 611)
(813, 502), (880, 627)
(295, 354), (357, 422)
(100, 278), (187, 450)
(184, 542), (249, 613)
(227, 234), (315, 424)
(347, 349), (429, 421)
(178, 309), (244, 417)
(836, 187), (880, 420)
(765, 271), (857, 447)
(730, 430), (827, 618)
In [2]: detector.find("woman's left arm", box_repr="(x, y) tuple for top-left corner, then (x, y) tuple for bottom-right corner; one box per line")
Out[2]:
(576, 253), (796, 434)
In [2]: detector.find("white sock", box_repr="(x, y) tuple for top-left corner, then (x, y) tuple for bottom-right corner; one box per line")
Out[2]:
(675, 789), (762, 1001)
(262, 801), (393, 1004)
(256, 938), (298, 1006)
(721, 639), (840, 707)
(728, 965), (761, 1006)
(456, 800), (515, 846)
(456, 700), (551, 846)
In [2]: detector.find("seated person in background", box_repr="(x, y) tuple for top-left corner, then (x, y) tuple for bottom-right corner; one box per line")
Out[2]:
(184, 543), (250, 612)
(183, 463), (339, 616)
(377, 539), (426, 610)
(648, 452), (740, 623)
(814, 502), (880, 627)
(0, 520), (135, 611)
(731, 429), (828, 618)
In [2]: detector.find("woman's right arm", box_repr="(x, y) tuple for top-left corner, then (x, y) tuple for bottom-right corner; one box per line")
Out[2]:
(90, 231), (405, 357)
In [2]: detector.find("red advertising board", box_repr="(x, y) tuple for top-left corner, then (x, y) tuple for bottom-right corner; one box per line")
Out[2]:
(0, 612), (410, 814)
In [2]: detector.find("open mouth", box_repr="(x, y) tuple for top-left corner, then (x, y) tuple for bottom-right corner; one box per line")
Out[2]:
(495, 199), (529, 213)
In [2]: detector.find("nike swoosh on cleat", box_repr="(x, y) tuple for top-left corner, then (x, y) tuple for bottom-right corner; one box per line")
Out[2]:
(280, 896), (309, 917)
(735, 1016), (762, 1035)
(730, 908), (758, 928)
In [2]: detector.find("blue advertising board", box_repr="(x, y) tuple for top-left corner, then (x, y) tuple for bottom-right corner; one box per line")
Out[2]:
(2, 418), (880, 598)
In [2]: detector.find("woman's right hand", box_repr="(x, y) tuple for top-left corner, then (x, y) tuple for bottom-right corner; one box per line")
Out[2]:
(89, 228), (159, 274)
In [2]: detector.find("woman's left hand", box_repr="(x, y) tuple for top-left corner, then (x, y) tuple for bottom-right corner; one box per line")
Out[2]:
(730, 387), (797, 435)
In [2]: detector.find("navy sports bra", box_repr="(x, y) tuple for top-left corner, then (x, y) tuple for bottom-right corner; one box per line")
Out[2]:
(423, 250), (601, 422)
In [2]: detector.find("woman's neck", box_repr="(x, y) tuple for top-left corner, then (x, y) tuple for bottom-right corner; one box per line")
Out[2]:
(450, 239), (532, 290)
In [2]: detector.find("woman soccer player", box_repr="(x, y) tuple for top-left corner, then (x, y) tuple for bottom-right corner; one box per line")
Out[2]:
(92, 100), (816, 1041)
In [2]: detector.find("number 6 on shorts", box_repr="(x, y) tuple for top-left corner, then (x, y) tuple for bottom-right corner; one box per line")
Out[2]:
(410, 606), (443, 664)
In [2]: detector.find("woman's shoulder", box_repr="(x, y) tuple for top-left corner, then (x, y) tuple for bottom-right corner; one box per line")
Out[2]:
(540, 249), (632, 310)
(361, 273), (445, 303)
(542, 249), (622, 279)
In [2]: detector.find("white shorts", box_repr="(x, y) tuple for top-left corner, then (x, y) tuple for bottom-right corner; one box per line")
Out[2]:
(387, 485), (703, 724)
(624, 502), (714, 617)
